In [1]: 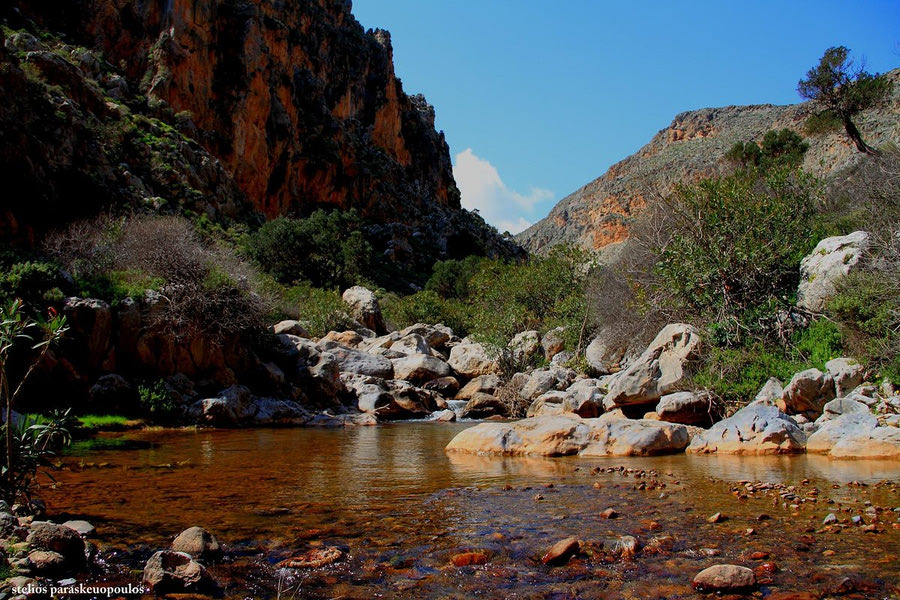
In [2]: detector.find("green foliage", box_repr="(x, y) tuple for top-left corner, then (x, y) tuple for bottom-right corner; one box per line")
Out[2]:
(804, 111), (843, 136)
(466, 246), (589, 350)
(0, 260), (64, 307)
(829, 269), (900, 380)
(247, 210), (372, 289)
(76, 414), (130, 428)
(382, 290), (471, 337)
(283, 283), (354, 338)
(0, 410), (74, 507)
(693, 344), (802, 410)
(137, 380), (179, 423)
(798, 46), (890, 153)
(75, 270), (164, 305)
(694, 319), (843, 409)
(425, 256), (485, 299)
(726, 129), (808, 170)
(654, 167), (819, 325)
(793, 318), (844, 366)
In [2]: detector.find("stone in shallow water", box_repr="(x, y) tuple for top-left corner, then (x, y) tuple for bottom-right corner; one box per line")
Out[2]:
(451, 551), (489, 567)
(692, 564), (756, 591)
(444, 415), (688, 457)
(541, 537), (580, 565)
(277, 546), (344, 569)
(687, 404), (806, 455)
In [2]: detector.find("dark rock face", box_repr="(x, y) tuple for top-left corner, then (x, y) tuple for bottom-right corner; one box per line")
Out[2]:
(0, 0), (520, 265)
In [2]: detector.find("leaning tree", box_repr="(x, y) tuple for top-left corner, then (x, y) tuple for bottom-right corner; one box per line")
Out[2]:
(798, 46), (889, 155)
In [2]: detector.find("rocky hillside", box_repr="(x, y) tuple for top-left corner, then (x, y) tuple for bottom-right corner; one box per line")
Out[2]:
(517, 69), (900, 254)
(0, 0), (517, 265)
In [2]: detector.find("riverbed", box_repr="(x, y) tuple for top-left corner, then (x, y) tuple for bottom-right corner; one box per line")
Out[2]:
(46, 423), (900, 599)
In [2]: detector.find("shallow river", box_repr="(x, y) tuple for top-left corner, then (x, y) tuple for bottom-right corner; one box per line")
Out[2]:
(46, 423), (900, 599)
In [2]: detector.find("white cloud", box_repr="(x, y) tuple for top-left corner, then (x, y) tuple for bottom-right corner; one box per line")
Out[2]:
(453, 148), (553, 235)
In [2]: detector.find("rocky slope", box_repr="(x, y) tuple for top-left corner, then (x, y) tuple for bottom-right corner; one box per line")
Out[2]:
(517, 69), (900, 254)
(0, 0), (517, 265)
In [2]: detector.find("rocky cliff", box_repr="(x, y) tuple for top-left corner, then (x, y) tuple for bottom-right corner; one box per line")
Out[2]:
(1, 0), (516, 264)
(517, 69), (900, 254)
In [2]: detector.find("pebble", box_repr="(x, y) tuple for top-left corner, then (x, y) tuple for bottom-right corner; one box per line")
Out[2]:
(600, 508), (618, 519)
(541, 537), (580, 566)
(851, 515), (864, 526)
(707, 512), (725, 523)
(823, 513), (838, 526)
(451, 551), (489, 567)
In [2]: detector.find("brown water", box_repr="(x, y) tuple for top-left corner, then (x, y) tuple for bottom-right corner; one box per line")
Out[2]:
(46, 424), (900, 599)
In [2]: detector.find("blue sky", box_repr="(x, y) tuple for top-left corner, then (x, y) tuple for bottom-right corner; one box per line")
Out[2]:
(352, 1), (900, 234)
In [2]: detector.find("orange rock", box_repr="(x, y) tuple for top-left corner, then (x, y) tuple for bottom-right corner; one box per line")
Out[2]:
(541, 537), (580, 565)
(450, 552), (489, 567)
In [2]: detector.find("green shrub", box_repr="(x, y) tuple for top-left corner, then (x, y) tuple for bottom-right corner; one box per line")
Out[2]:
(654, 167), (819, 329)
(0, 261), (64, 306)
(284, 283), (354, 338)
(75, 270), (164, 305)
(382, 290), (471, 337)
(246, 210), (372, 289)
(829, 269), (900, 379)
(425, 256), (485, 299)
(138, 380), (179, 423)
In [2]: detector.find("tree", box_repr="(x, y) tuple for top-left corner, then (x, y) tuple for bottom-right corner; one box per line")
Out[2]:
(798, 46), (890, 155)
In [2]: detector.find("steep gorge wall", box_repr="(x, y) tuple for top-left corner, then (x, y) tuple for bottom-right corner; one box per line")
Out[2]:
(7, 0), (458, 222)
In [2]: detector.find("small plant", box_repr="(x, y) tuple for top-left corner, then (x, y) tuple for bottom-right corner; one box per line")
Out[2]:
(1, 300), (69, 507)
(1, 410), (75, 508)
(138, 380), (179, 423)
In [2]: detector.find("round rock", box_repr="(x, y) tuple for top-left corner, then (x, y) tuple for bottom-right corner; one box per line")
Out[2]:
(693, 564), (756, 591)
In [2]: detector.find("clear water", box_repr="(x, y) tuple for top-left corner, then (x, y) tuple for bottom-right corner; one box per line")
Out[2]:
(46, 423), (900, 599)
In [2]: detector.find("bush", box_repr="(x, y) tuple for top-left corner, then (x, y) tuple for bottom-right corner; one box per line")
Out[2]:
(138, 380), (180, 423)
(0, 260), (64, 307)
(425, 256), (485, 299)
(382, 290), (471, 337)
(283, 283), (354, 338)
(48, 215), (269, 341)
(246, 210), (372, 289)
(653, 167), (820, 331)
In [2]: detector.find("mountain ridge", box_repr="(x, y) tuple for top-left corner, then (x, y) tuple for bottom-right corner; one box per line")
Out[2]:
(517, 69), (900, 254)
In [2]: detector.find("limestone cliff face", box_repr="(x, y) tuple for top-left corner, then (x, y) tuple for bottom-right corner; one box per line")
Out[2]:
(518, 70), (900, 254)
(8, 0), (458, 223)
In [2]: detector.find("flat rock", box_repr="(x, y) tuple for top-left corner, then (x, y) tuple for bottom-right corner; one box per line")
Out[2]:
(445, 415), (688, 457)
(808, 412), (900, 458)
(656, 390), (715, 425)
(328, 345), (394, 379)
(456, 374), (501, 400)
(460, 392), (508, 419)
(687, 404), (806, 455)
(390, 354), (450, 383)
(276, 547), (343, 569)
(62, 520), (96, 537)
(693, 564), (756, 591)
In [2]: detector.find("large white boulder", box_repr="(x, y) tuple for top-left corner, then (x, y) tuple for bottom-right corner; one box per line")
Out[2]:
(603, 324), (702, 408)
(687, 404), (806, 455)
(797, 231), (869, 312)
